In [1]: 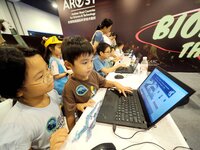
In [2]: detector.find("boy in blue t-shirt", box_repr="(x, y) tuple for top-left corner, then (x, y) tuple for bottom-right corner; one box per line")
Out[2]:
(93, 42), (126, 77)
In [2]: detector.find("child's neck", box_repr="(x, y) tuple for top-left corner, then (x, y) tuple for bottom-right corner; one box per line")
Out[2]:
(20, 94), (50, 108)
(72, 73), (88, 81)
(99, 55), (105, 60)
(52, 54), (60, 58)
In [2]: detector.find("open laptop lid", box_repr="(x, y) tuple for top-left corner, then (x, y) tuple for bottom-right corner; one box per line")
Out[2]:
(137, 67), (195, 127)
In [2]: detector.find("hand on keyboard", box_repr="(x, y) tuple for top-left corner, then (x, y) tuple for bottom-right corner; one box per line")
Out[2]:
(116, 63), (127, 70)
(113, 82), (133, 97)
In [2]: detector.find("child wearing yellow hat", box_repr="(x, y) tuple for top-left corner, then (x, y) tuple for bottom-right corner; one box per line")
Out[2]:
(42, 36), (69, 95)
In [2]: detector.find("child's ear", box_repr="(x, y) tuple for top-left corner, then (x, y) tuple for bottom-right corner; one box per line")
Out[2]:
(100, 51), (104, 56)
(49, 46), (54, 52)
(16, 89), (23, 97)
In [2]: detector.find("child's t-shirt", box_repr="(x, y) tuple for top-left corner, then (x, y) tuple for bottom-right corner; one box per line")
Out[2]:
(63, 70), (106, 116)
(0, 89), (64, 150)
(93, 56), (109, 77)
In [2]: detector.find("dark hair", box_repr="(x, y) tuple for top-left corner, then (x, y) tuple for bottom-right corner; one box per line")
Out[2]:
(111, 32), (117, 37)
(117, 41), (124, 47)
(44, 45), (56, 64)
(99, 18), (113, 29)
(111, 32), (118, 39)
(96, 42), (111, 55)
(61, 35), (94, 65)
(41, 39), (56, 64)
(0, 45), (39, 98)
(96, 25), (101, 30)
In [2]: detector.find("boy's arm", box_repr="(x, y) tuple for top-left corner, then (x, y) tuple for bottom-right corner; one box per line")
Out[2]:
(101, 63), (127, 74)
(76, 99), (95, 112)
(104, 80), (133, 97)
(54, 72), (68, 80)
(66, 113), (76, 132)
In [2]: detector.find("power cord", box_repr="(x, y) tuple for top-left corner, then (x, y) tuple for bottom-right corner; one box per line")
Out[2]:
(112, 124), (192, 150)
(112, 124), (146, 139)
(121, 141), (166, 150)
(173, 146), (193, 150)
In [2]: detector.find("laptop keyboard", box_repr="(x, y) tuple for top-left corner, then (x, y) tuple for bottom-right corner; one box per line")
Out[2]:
(117, 67), (129, 71)
(115, 94), (142, 123)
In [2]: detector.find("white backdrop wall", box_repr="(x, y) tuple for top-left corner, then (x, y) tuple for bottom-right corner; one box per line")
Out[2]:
(0, 0), (63, 35)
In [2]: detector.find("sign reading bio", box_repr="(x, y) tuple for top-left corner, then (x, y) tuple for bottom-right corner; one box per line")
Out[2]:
(153, 11), (200, 58)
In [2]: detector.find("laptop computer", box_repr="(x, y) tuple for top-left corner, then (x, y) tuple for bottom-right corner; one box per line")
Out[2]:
(115, 57), (140, 74)
(97, 67), (195, 129)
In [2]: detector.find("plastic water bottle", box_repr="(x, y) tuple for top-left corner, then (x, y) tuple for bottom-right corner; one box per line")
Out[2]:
(140, 56), (148, 76)
(130, 54), (136, 66)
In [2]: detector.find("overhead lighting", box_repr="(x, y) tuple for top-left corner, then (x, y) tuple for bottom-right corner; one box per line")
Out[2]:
(52, 2), (58, 9)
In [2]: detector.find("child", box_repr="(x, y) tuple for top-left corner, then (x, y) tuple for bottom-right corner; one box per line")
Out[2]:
(0, 45), (67, 149)
(93, 42), (126, 77)
(43, 36), (70, 95)
(61, 36), (132, 131)
(115, 41), (125, 58)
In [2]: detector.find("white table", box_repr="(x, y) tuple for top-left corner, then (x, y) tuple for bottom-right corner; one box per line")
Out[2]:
(61, 71), (189, 150)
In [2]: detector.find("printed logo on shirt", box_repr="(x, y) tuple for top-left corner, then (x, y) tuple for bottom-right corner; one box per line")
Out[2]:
(46, 117), (57, 133)
(90, 86), (97, 98)
(76, 85), (88, 96)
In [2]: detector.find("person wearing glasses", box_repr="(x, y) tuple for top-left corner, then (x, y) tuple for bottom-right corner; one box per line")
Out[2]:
(93, 42), (126, 77)
(0, 45), (68, 149)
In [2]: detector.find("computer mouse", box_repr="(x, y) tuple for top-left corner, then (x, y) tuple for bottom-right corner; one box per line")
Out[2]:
(114, 74), (124, 79)
(91, 142), (116, 150)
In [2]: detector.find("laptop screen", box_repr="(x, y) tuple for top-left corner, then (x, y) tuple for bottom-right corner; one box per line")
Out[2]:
(138, 68), (188, 124)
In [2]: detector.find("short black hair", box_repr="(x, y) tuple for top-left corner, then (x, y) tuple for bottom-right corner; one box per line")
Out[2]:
(99, 18), (113, 29)
(96, 42), (111, 55)
(61, 35), (94, 64)
(117, 41), (124, 47)
(0, 45), (39, 98)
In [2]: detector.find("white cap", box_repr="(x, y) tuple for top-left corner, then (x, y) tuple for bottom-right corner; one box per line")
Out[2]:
(143, 56), (147, 60)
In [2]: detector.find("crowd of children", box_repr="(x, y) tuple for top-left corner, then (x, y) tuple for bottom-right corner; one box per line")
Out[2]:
(0, 18), (134, 149)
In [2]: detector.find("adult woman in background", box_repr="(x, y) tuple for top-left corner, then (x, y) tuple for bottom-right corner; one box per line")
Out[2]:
(91, 18), (113, 53)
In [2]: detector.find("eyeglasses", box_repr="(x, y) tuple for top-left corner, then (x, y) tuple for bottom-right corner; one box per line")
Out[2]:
(24, 69), (53, 87)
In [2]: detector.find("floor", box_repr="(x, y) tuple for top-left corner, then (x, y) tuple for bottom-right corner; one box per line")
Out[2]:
(169, 72), (200, 150)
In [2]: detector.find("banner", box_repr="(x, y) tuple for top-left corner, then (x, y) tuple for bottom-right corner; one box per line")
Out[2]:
(57, 0), (200, 72)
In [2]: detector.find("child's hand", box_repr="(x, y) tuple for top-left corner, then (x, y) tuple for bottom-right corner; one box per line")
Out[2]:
(114, 82), (133, 97)
(50, 128), (68, 150)
(76, 99), (96, 112)
(117, 63), (127, 68)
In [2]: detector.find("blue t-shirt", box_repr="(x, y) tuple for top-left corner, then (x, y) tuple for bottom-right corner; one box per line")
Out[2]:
(93, 56), (109, 77)
(49, 57), (68, 95)
(91, 30), (104, 45)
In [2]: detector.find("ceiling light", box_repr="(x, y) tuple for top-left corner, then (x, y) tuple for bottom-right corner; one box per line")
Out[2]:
(52, 2), (58, 9)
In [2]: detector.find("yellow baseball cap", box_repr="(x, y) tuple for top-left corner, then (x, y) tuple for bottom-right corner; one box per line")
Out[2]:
(44, 36), (62, 48)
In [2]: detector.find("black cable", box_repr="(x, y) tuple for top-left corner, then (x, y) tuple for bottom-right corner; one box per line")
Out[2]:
(121, 141), (166, 150)
(112, 124), (192, 150)
(173, 146), (193, 150)
(112, 124), (146, 139)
